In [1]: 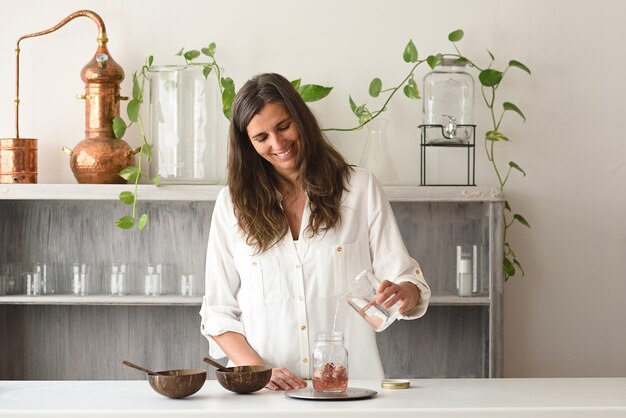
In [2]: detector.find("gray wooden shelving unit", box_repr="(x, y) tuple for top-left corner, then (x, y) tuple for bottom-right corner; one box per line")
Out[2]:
(0, 184), (503, 379)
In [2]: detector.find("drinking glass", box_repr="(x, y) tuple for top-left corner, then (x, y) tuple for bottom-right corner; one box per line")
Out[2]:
(180, 273), (195, 296)
(144, 263), (162, 296)
(22, 272), (41, 296)
(110, 263), (128, 296)
(72, 263), (89, 296)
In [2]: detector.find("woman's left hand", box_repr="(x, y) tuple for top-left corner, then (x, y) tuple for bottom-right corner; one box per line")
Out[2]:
(375, 280), (421, 315)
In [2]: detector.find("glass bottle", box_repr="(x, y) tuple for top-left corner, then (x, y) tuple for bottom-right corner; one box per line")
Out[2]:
(359, 119), (398, 185)
(149, 65), (226, 184)
(312, 332), (348, 392)
(423, 58), (474, 144)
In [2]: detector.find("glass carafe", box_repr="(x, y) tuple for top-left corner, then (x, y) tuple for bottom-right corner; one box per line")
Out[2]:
(359, 119), (398, 185)
(343, 269), (402, 332)
(312, 332), (348, 392)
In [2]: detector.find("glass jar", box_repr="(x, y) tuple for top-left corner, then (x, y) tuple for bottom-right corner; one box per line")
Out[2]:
(423, 58), (474, 144)
(148, 65), (226, 184)
(312, 332), (348, 392)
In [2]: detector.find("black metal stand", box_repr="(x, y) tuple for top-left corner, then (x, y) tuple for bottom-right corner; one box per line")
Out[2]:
(419, 124), (476, 186)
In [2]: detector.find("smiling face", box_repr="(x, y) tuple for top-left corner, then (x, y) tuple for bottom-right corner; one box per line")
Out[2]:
(246, 101), (301, 181)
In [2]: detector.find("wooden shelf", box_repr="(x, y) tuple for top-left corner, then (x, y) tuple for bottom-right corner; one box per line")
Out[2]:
(0, 294), (203, 305)
(0, 293), (489, 306)
(0, 184), (503, 202)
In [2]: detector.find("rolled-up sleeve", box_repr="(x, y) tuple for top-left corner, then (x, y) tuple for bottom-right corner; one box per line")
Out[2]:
(365, 172), (431, 320)
(199, 188), (246, 359)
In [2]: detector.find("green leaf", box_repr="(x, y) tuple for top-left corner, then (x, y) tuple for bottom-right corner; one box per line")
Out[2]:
(349, 95), (358, 114)
(448, 29), (464, 42)
(147, 55), (154, 67)
(175, 47), (184, 57)
(290, 79), (302, 90)
(112, 116), (127, 139)
(503, 256), (515, 277)
(513, 258), (526, 276)
(221, 77), (236, 119)
(202, 65), (212, 79)
(119, 166), (140, 183)
(137, 214), (149, 231)
(509, 161), (526, 176)
(403, 78), (420, 99)
(514, 214), (531, 228)
(487, 49), (495, 61)
(509, 60), (531, 75)
(403, 39), (418, 63)
(455, 56), (470, 66)
(116, 216), (134, 229)
(201, 42), (216, 57)
(369, 78), (382, 97)
(183, 49), (201, 61)
(118, 191), (135, 205)
(504, 200), (511, 211)
(479, 69), (503, 87)
(503, 102), (526, 122)
(485, 130), (509, 142)
(427, 54), (442, 69)
(127, 99), (140, 123)
(298, 84), (333, 102)
(359, 113), (372, 125)
(153, 175), (161, 187)
(142, 143), (153, 159)
(132, 73), (140, 100)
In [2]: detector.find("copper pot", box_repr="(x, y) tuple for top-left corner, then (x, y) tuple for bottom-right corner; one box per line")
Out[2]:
(0, 137), (37, 183)
(69, 138), (135, 184)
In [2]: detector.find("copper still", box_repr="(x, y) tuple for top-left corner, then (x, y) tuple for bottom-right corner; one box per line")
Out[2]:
(0, 10), (135, 184)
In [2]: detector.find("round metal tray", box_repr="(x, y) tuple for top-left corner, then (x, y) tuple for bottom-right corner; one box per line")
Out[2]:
(285, 387), (377, 401)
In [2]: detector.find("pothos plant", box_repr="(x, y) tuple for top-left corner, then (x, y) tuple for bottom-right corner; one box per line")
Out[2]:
(325, 30), (531, 280)
(112, 43), (332, 231)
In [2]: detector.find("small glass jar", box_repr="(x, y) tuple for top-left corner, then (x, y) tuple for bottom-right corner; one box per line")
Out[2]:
(312, 332), (348, 392)
(423, 57), (474, 144)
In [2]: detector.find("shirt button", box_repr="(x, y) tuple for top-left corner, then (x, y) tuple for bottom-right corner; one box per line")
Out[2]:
(252, 261), (257, 267)
(295, 264), (301, 269)
(302, 358), (308, 363)
(299, 295), (304, 301)
(336, 247), (343, 253)
(300, 325), (306, 331)
(414, 268), (421, 275)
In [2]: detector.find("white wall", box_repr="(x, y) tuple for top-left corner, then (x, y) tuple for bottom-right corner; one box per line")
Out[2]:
(1, 0), (625, 377)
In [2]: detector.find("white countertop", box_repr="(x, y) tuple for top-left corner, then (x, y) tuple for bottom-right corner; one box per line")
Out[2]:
(1, 378), (625, 417)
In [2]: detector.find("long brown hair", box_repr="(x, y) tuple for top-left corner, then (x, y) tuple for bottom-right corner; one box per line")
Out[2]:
(228, 73), (352, 253)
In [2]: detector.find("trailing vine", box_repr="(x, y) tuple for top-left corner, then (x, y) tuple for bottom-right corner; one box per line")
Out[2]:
(325, 30), (531, 280)
(111, 44), (332, 231)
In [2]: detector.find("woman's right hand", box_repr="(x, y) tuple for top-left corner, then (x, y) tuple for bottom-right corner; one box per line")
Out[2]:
(265, 367), (307, 391)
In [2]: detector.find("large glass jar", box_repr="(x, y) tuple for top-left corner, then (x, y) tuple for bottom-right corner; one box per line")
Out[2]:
(423, 58), (474, 144)
(148, 65), (226, 184)
(312, 332), (348, 392)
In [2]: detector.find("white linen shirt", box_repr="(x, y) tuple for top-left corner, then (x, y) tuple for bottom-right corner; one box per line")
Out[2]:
(200, 168), (430, 379)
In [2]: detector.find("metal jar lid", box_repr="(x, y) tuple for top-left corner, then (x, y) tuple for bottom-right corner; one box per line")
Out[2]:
(381, 379), (410, 389)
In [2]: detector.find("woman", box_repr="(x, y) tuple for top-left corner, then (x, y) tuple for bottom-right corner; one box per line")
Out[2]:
(200, 73), (430, 391)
